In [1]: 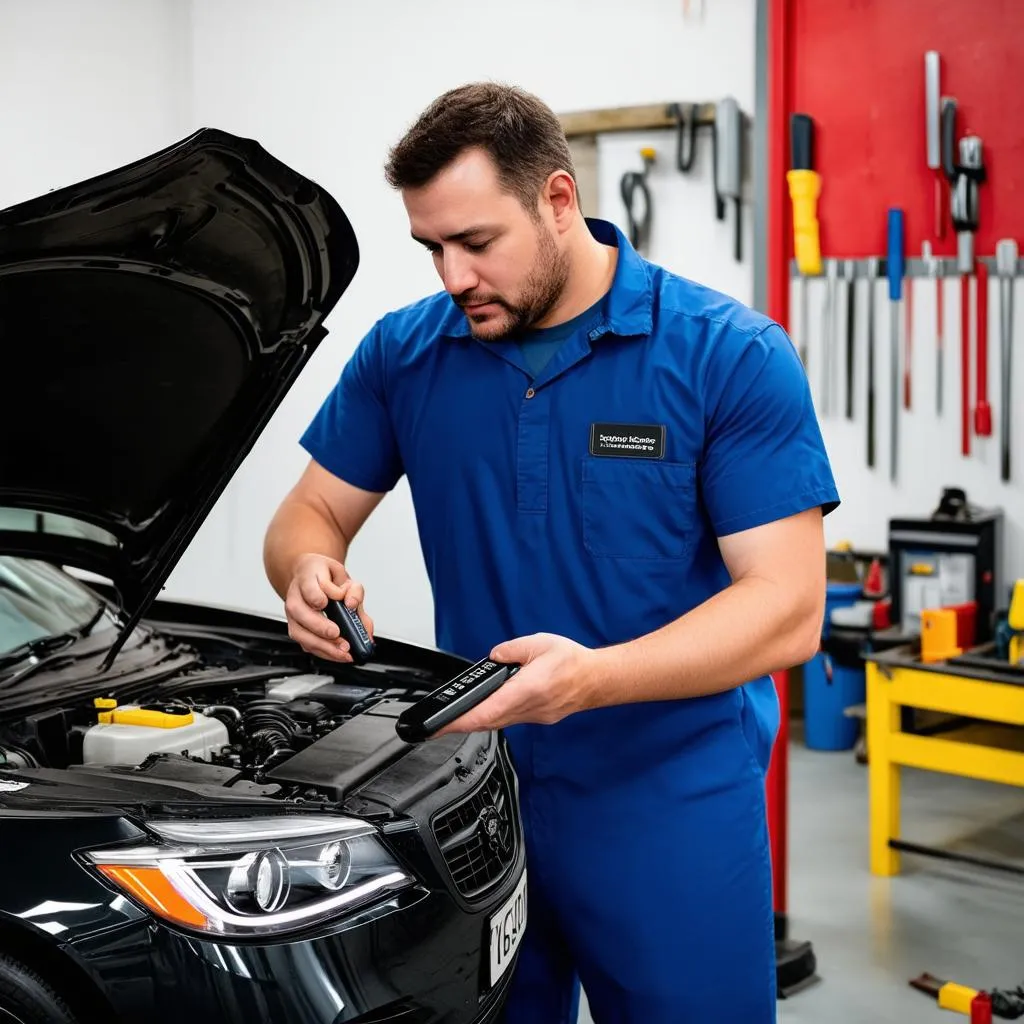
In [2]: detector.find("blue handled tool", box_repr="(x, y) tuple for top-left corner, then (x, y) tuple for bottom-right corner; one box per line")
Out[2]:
(887, 209), (905, 482)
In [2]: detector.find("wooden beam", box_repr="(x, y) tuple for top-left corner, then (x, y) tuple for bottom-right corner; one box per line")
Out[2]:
(558, 101), (718, 139)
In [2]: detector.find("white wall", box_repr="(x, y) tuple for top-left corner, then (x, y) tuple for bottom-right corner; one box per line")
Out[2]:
(0, 0), (190, 208)
(159, 0), (759, 647)
(796, 271), (1024, 586)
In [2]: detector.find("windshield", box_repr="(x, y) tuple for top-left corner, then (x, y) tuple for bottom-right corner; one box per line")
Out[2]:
(0, 556), (113, 657)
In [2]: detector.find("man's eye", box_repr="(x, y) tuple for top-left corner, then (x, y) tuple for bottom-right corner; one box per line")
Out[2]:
(465, 241), (491, 253)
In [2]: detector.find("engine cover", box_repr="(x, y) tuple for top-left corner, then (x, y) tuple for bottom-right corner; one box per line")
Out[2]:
(263, 698), (414, 798)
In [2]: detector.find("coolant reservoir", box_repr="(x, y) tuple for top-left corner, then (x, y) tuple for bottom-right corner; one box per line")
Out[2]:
(82, 701), (230, 766)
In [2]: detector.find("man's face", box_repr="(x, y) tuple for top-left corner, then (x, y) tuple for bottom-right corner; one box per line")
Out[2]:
(402, 147), (570, 341)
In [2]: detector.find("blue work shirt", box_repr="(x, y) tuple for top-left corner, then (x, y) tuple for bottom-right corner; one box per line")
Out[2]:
(301, 218), (839, 791)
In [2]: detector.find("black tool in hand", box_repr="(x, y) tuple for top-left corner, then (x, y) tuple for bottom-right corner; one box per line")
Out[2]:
(395, 659), (520, 742)
(324, 600), (376, 665)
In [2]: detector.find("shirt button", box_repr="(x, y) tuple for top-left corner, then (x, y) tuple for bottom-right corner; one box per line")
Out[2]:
(525, 387), (536, 399)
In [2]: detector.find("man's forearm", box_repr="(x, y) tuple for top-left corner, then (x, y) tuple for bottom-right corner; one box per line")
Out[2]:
(263, 500), (350, 599)
(583, 576), (822, 708)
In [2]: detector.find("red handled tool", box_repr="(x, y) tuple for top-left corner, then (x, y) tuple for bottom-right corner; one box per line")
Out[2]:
(944, 99), (986, 455)
(976, 258), (991, 436)
(925, 52), (944, 240)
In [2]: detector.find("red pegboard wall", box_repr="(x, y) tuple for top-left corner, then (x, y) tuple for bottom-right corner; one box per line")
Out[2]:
(787, 0), (1024, 263)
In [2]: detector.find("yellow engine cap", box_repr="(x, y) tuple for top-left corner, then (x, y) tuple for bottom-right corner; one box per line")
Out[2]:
(109, 707), (194, 729)
(94, 697), (117, 724)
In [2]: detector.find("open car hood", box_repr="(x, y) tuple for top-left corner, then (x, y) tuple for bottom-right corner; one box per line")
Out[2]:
(0, 128), (358, 659)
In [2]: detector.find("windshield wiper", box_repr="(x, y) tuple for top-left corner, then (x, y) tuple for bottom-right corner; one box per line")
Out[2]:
(0, 633), (81, 672)
(0, 604), (110, 675)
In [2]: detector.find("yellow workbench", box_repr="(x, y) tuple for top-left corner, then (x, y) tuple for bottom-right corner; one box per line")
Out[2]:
(865, 644), (1024, 876)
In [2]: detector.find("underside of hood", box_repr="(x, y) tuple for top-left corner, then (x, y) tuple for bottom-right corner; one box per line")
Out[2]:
(0, 128), (358, 657)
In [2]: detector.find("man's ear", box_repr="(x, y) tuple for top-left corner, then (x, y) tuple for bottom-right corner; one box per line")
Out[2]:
(542, 170), (578, 233)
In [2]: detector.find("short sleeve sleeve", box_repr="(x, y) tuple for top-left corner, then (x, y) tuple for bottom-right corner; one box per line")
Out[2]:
(299, 320), (404, 493)
(699, 321), (839, 536)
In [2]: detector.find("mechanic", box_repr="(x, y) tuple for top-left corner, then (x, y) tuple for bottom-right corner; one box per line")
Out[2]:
(263, 82), (839, 1024)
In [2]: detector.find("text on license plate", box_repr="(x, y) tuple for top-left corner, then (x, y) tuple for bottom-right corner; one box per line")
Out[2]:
(489, 868), (527, 986)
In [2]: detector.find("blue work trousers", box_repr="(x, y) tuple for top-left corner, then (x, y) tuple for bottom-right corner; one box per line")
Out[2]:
(498, 698), (777, 1024)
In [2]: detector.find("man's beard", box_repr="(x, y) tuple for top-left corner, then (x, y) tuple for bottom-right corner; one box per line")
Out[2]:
(455, 227), (570, 342)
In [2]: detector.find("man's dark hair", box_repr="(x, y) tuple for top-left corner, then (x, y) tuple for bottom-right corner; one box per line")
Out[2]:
(384, 82), (578, 214)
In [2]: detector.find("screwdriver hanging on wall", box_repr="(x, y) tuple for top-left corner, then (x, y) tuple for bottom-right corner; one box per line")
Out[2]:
(866, 257), (878, 469)
(923, 241), (944, 415)
(996, 239), (1018, 482)
(787, 112), (822, 370)
(887, 209), (906, 483)
(845, 260), (856, 420)
(944, 99), (987, 455)
(976, 255), (991, 438)
(925, 51), (944, 240)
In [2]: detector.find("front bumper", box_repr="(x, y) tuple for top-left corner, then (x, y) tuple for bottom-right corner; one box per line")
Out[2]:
(66, 739), (526, 1024)
(70, 884), (520, 1023)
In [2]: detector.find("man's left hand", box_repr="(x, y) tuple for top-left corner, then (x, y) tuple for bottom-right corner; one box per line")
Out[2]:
(432, 632), (601, 736)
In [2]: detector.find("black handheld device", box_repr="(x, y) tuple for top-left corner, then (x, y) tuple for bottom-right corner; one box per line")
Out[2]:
(324, 600), (376, 665)
(395, 659), (520, 742)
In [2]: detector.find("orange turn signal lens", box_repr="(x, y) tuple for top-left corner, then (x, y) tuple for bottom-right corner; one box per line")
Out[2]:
(97, 864), (208, 930)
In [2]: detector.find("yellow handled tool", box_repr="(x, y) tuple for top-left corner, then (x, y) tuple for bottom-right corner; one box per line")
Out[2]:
(787, 113), (822, 276)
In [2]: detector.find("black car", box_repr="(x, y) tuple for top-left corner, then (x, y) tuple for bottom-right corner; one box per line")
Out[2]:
(0, 129), (526, 1024)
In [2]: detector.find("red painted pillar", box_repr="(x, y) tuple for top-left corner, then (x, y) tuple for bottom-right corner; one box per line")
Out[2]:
(765, 0), (793, 923)
(766, 670), (789, 916)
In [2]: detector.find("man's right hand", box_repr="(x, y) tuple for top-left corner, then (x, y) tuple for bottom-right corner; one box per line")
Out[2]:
(283, 553), (374, 663)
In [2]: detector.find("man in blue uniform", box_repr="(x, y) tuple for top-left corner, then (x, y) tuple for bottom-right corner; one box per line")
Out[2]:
(264, 83), (839, 1023)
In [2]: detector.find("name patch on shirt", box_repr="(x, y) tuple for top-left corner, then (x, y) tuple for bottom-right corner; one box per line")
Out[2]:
(589, 422), (665, 459)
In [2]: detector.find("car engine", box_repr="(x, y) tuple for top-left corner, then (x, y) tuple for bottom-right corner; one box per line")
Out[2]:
(0, 669), (449, 808)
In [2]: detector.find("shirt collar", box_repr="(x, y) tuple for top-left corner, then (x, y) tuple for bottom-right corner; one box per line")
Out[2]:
(437, 217), (653, 341)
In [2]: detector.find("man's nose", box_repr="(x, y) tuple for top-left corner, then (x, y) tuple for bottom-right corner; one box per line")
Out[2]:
(442, 251), (478, 297)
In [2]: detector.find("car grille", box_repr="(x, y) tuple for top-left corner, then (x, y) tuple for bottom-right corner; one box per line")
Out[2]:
(431, 753), (518, 901)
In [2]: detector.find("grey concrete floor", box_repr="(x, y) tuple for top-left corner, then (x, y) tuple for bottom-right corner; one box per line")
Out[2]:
(578, 726), (1024, 1023)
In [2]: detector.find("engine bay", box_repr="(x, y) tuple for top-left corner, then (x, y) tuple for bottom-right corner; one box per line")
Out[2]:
(0, 665), (451, 808)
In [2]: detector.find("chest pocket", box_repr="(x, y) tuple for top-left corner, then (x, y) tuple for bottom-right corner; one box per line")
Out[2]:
(581, 457), (698, 560)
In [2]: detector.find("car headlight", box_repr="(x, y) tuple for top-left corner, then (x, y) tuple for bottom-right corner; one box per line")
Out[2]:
(83, 815), (413, 937)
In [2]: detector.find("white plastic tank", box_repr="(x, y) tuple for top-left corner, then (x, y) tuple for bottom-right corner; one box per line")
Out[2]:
(82, 705), (230, 766)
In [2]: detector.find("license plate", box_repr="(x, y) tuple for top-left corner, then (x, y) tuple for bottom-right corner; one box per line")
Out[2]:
(488, 868), (527, 986)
